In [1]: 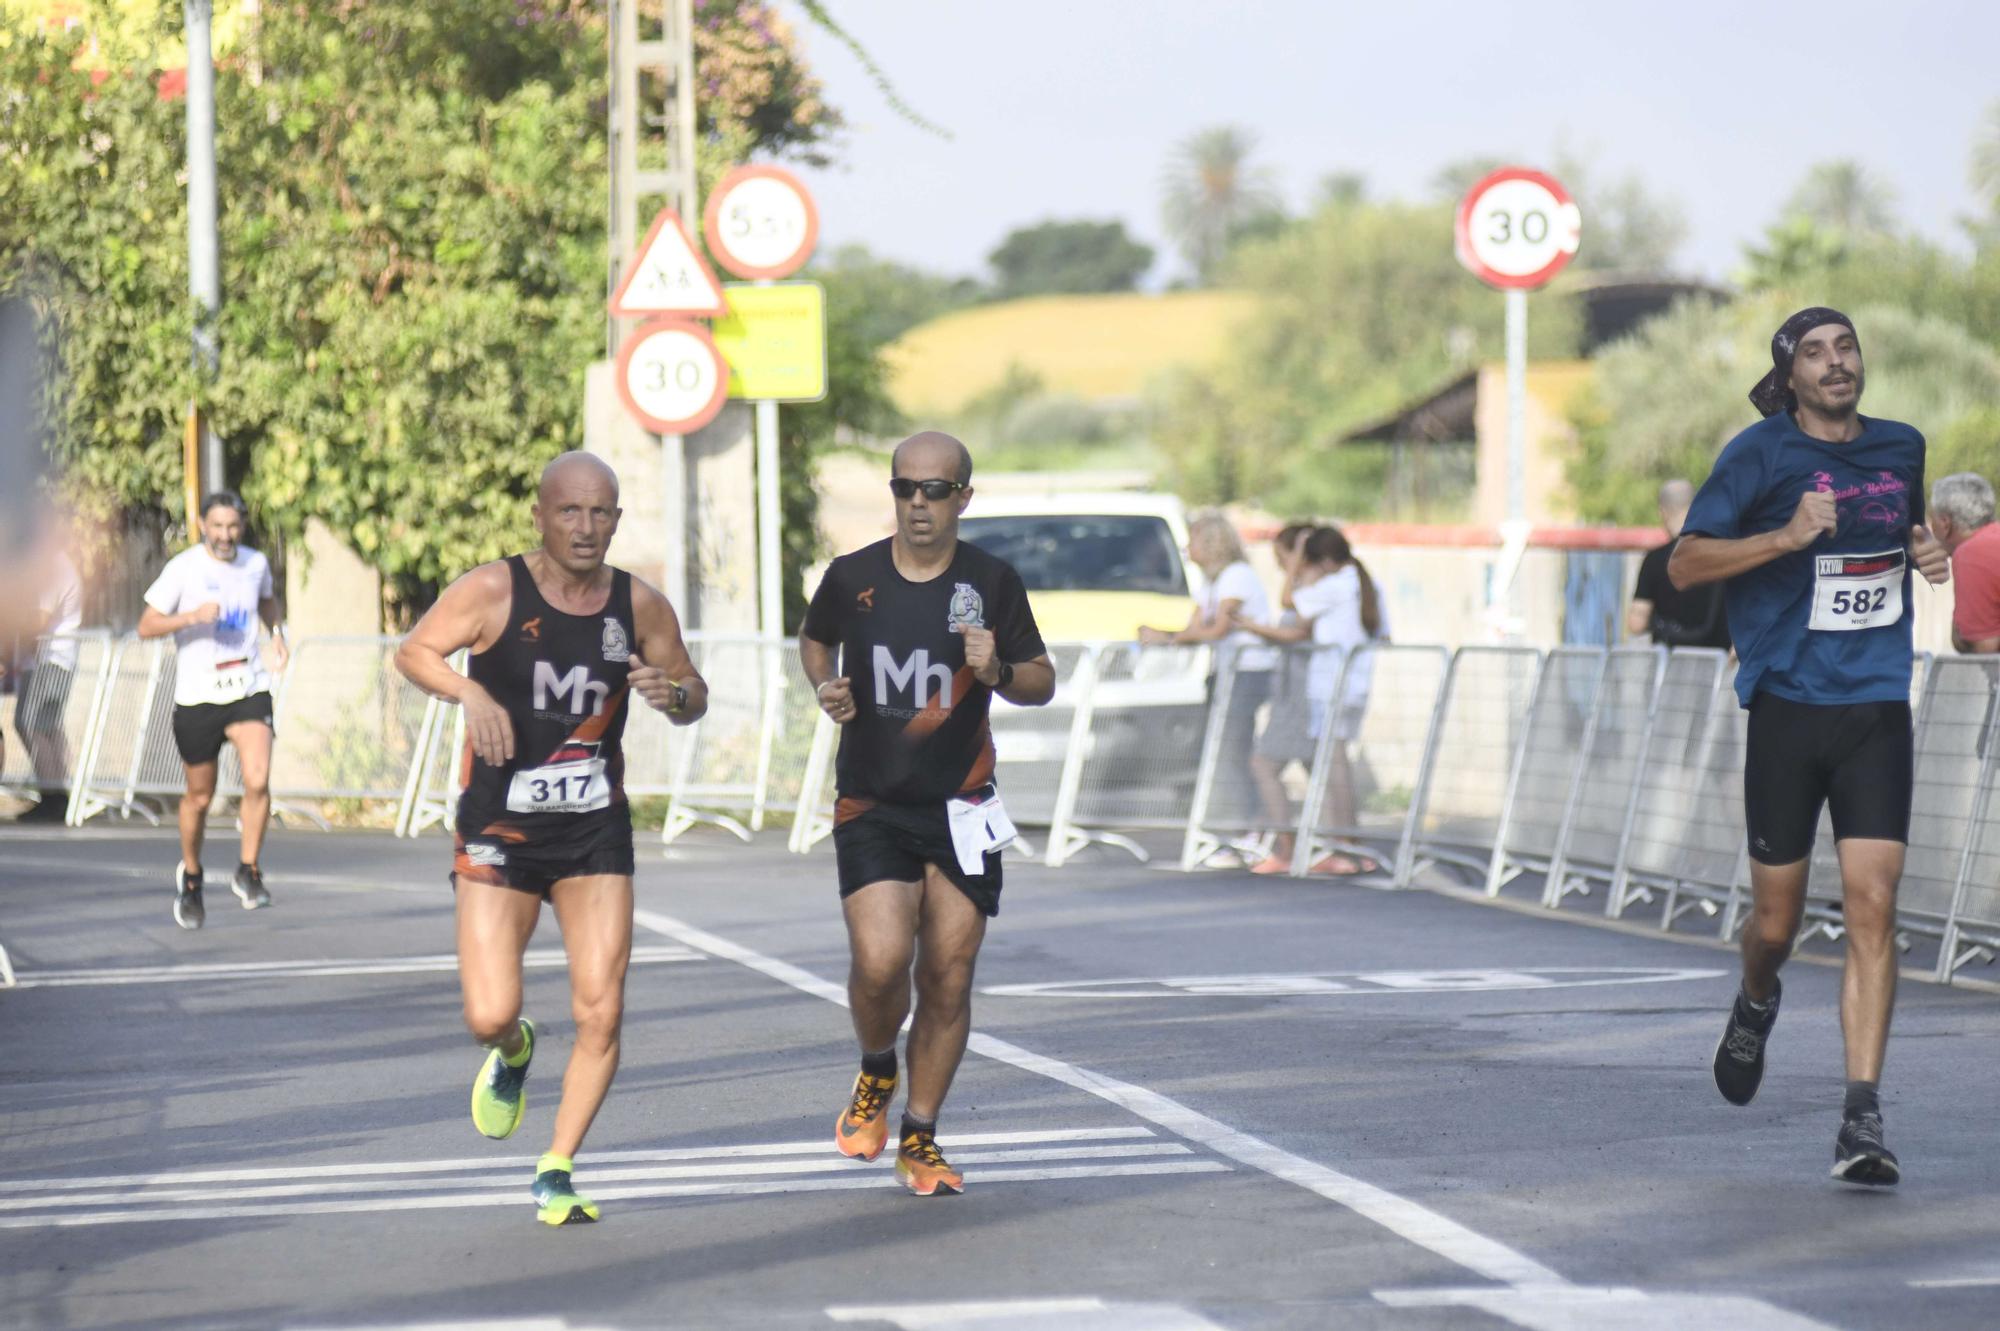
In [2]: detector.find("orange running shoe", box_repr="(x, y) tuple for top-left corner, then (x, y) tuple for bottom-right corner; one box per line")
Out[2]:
(1249, 854), (1291, 875)
(896, 1128), (964, 1196)
(834, 1071), (897, 1161)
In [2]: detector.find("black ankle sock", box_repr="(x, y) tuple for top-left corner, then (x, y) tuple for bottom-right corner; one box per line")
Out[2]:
(860, 1048), (897, 1080)
(900, 1114), (935, 1141)
(1843, 1080), (1880, 1119)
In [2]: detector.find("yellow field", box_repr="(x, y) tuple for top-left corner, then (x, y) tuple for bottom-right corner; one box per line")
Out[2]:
(886, 290), (1259, 417)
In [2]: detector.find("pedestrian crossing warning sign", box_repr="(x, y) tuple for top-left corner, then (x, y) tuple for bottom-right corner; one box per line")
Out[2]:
(609, 209), (727, 319)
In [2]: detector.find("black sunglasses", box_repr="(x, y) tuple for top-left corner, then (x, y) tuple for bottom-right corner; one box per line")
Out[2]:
(889, 478), (966, 501)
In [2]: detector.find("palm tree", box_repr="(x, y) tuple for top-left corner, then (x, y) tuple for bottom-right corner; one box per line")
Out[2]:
(1783, 159), (1897, 238)
(1161, 126), (1279, 284)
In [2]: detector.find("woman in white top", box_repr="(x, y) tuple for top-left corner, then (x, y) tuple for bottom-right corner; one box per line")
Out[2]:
(1139, 510), (1275, 830)
(1231, 525), (1384, 874)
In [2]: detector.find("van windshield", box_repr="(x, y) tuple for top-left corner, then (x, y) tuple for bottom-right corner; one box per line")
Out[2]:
(960, 515), (1188, 596)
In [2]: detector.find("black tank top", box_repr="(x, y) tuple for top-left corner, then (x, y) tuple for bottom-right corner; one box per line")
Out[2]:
(456, 555), (635, 842)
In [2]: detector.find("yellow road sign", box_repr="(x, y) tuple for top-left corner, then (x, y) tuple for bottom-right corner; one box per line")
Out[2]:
(712, 282), (827, 402)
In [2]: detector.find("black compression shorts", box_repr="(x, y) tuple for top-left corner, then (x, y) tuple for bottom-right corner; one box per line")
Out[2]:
(1743, 693), (1912, 865)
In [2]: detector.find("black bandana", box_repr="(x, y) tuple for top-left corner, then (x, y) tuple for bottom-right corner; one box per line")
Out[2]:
(1749, 307), (1857, 418)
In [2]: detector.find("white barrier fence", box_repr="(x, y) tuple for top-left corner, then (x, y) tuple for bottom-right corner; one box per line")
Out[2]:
(10, 631), (1999, 984)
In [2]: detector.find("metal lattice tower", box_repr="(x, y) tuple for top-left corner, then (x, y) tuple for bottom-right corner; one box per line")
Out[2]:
(607, 0), (697, 358)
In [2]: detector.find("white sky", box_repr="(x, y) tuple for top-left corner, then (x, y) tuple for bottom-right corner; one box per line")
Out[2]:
(778, 0), (1998, 286)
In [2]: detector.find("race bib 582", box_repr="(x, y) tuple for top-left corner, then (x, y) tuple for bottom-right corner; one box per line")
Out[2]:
(1809, 550), (1905, 632)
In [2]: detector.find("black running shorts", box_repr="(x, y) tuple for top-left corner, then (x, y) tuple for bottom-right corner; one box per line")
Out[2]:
(1743, 693), (1913, 865)
(451, 825), (636, 898)
(833, 797), (1002, 917)
(171, 691), (275, 767)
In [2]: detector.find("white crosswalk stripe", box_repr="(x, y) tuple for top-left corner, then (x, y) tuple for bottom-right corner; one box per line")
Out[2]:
(7, 944), (703, 988)
(0, 1126), (1228, 1229)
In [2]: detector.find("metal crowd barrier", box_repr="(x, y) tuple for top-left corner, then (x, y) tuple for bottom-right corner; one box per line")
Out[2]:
(26, 627), (2000, 988)
(0, 630), (116, 823)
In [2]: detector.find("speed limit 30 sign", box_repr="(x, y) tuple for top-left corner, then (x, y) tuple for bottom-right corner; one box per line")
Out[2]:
(615, 319), (730, 434)
(1455, 167), (1582, 290)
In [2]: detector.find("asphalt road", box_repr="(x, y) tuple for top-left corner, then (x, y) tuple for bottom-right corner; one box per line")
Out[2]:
(3, 821), (1998, 1330)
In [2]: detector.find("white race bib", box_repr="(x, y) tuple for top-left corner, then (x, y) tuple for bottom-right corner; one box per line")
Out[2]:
(945, 789), (1018, 876)
(505, 757), (610, 814)
(1809, 549), (1905, 632)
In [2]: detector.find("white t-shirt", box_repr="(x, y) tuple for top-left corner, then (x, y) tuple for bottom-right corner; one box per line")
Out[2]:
(1199, 560), (1276, 672)
(34, 552), (84, 672)
(144, 546), (275, 706)
(1291, 565), (1373, 705)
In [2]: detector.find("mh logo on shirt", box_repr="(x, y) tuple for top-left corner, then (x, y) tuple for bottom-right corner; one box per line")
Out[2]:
(533, 661), (610, 717)
(873, 645), (954, 711)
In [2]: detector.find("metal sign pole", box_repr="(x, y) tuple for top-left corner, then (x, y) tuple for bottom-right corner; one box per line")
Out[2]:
(755, 398), (782, 637)
(1504, 287), (1527, 525)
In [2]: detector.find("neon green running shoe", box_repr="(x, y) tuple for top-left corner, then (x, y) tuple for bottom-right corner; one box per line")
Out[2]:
(532, 1153), (600, 1226)
(470, 1017), (535, 1140)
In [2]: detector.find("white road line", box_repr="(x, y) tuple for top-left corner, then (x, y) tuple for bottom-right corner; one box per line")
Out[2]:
(1374, 1286), (1834, 1330)
(0, 1161), (1229, 1229)
(827, 1298), (1227, 1329)
(633, 908), (1561, 1288)
(7, 945), (701, 988)
(1908, 1275), (2000, 1289)
(630, 908), (1835, 1331)
(0, 1126), (1156, 1193)
(0, 1144), (1193, 1212)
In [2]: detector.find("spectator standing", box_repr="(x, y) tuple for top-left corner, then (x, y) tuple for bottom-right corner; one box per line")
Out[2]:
(1139, 510), (1276, 838)
(1629, 479), (1731, 650)
(1928, 472), (2000, 654)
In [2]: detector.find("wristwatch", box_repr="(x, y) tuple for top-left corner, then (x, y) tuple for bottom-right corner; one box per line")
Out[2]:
(995, 660), (1015, 691)
(666, 681), (689, 713)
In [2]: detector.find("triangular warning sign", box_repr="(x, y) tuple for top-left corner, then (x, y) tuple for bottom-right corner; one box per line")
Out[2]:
(609, 209), (727, 318)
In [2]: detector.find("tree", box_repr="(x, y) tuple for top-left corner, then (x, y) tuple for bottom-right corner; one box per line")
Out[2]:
(986, 219), (1153, 299)
(1975, 99), (2000, 212)
(1566, 296), (2000, 524)
(1160, 126), (1280, 284)
(807, 244), (980, 347)
(1783, 159), (1898, 238)
(1150, 197), (1581, 507)
(0, 1), (853, 612)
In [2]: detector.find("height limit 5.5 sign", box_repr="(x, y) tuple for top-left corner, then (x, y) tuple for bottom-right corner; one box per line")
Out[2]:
(1455, 167), (1582, 290)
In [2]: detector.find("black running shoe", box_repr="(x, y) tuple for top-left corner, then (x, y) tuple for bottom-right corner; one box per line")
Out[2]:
(173, 861), (206, 931)
(1832, 1111), (1900, 1187)
(231, 864), (272, 910)
(1712, 977), (1781, 1106)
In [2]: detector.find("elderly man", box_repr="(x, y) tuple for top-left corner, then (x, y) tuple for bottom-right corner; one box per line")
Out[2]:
(1928, 472), (2000, 654)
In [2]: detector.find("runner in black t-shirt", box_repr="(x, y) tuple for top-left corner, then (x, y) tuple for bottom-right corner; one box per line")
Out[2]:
(396, 452), (707, 1224)
(1628, 479), (1730, 650)
(800, 431), (1055, 1195)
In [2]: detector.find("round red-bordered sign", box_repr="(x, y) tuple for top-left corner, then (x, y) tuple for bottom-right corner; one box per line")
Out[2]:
(615, 319), (731, 434)
(1455, 167), (1582, 291)
(703, 164), (820, 281)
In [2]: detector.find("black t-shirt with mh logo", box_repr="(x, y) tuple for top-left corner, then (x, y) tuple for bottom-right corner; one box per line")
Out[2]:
(803, 537), (1045, 808)
(457, 554), (636, 848)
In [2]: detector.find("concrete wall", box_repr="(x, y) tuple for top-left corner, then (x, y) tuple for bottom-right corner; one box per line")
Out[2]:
(285, 519), (382, 637)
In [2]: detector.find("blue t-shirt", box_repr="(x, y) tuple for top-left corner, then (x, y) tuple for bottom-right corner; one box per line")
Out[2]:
(1681, 412), (1924, 708)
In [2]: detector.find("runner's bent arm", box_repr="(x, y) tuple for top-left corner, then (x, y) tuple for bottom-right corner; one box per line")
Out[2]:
(260, 593), (289, 670)
(1669, 490), (1837, 590)
(629, 579), (706, 725)
(137, 602), (220, 639)
(394, 562), (517, 764)
(799, 633), (855, 723)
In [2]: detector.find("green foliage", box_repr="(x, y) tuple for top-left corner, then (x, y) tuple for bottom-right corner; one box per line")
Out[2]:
(3, 1), (859, 615)
(1151, 197), (1581, 508)
(1781, 159), (1898, 239)
(1161, 125), (1281, 285)
(987, 219), (1153, 299)
(1566, 295), (2000, 524)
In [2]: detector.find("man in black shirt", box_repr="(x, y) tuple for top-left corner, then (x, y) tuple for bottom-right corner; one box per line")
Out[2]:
(1629, 478), (1731, 650)
(800, 431), (1055, 1195)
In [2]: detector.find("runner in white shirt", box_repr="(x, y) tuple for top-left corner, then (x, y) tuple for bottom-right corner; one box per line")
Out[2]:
(12, 548), (83, 822)
(138, 492), (289, 929)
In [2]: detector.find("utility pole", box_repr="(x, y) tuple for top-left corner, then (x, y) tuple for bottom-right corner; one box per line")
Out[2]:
(607, 0), (699, 614)
(185, 0), (223, 496)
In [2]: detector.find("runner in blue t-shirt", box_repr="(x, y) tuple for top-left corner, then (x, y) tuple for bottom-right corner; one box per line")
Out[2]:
(1669, 308), (1950, 1187)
